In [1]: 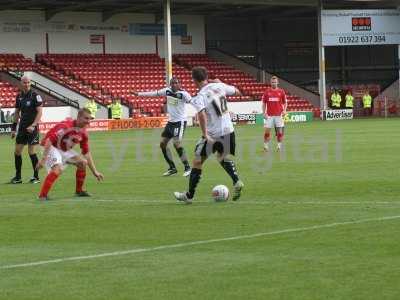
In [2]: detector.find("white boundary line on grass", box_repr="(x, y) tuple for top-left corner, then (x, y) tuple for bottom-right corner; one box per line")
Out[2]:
(1, 199), (400, 206)
(1, 214), (400, 270)
(94, 200), (399, 205)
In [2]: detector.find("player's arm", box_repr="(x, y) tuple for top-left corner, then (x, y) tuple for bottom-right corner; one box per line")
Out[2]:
(197, 109), (212, 142)
(133, 88), (167, 97)
(84, 151), (104, 181)
(192, 94), (213, 142)
(262, 93), (268, 118)
(183, 91), (192, 103)
(223, 83), (241, 97)
(79, 135), (103, 181)
(233, 87), (242, 96)
(282, 92), (287, 116)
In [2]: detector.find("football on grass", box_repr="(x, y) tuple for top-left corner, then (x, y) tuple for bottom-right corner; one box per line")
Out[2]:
(212, 185), (229, 202)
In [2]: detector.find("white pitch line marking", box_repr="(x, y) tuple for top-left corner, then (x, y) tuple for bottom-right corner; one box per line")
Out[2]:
(1, 214), (400, 270)
(1, 199), (400, 206)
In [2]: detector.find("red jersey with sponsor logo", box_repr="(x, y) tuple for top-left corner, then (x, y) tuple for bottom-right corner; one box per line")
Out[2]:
(262, 87), (287, 116)
(41, 120), (89, 154)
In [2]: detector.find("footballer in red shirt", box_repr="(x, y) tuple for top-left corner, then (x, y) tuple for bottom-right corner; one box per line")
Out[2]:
(262, 76), (287, 151)
(36, 108), (104, 200)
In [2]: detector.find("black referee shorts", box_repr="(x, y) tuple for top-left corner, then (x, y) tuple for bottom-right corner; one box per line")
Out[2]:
(16, 128), (40, 145)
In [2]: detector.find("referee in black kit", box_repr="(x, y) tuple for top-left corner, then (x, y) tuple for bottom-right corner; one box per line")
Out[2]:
(10, 75), (43, 184)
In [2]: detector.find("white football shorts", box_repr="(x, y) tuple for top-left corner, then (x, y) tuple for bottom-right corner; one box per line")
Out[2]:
(264, 116), (284, 128)
(44, 145), (78, 173)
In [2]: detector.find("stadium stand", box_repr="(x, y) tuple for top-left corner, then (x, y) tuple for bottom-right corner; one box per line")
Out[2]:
(0, 79), (19, 108)
(0, 54), (33, 72)
(0, 54), (75, 108)
(2, 53), (315, 115)
(36, 54), (192, 117)
(174, 54), (315, 111)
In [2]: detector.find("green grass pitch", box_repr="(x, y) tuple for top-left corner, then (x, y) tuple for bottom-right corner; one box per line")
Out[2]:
(1, 119), (400, 300)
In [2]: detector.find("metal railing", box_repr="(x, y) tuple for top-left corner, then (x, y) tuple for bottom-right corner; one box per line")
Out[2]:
(8, 70), (80, 109)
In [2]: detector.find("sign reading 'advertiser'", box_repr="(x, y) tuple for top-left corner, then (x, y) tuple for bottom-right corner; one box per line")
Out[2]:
(322, 109), (353, 121)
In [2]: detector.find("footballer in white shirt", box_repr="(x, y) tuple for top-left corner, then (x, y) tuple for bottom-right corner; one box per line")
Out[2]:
(174, 67), (244, 204)
(133, 77), (192, 177)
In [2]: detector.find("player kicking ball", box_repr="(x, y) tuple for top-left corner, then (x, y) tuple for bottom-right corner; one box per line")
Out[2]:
(262, 76), (287, 152)
(174, 67), (244, 204)
(36, 108), (104, 201)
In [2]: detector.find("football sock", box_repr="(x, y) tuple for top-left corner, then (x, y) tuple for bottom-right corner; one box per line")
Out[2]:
(161, 146), (176, 169)
(220, 159), (239, 185)
(39, 171), (59, 197)
(175, 146), (190, 169)
(187, 168), (202, 199)
(264, 132), (270, 143)
(29, 154), (39, 178)
(76, 169), (86, 193)
(15, 154), (22, 179)
(277, 132), (283, 143)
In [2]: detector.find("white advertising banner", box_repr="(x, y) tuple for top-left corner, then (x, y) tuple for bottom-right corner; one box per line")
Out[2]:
(1, 22), (128, 33)
(321, 9), (400, 46)
(322, 109), (353, 121)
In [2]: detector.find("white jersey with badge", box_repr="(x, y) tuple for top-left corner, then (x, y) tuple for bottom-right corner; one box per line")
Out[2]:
(138, 88), (191, 122)
(191, 82), (236, 138)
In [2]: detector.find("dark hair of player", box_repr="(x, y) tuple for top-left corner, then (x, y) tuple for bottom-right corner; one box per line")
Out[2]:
(192, 66), (208, 82)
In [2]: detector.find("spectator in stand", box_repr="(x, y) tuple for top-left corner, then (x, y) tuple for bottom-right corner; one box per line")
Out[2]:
(108, 98), (122, 120)
(345, 90), (354, 109)
(330, 89), (342, 109)
(84, 98), (98, 118)
(362, 90), (373, 116)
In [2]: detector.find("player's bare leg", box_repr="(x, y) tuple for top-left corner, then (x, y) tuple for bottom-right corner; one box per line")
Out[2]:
(263, 128), (271, 152)
(11, 144), (24, 184)
(173, 140), (191, 177)
(160, 137), (177, 176)
(68, 156), (90, 197)
(38, 164), (62, 201)
(28, 144), (40, 183)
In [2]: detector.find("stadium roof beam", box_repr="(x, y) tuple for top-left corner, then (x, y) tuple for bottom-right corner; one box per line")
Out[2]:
(102, 2), (160, 22)
(173, 3), (223, 14)
(177, 0), (317, 6)
(45, 0), (115, 21)
(209, 5), (274, 17)
(0, 0), (30, 10)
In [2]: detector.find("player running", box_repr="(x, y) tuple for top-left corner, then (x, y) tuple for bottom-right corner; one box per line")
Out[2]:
(36, 108), (104, 200)
(174, 67), (244, 204)
(262, 76), (287, 152)
(132, 77), (192, 177)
